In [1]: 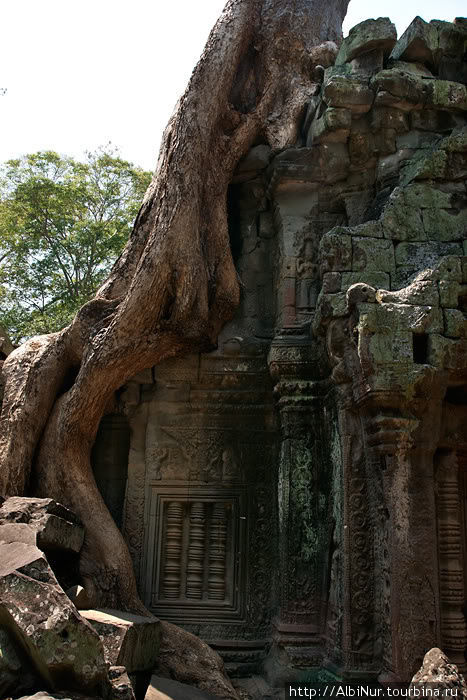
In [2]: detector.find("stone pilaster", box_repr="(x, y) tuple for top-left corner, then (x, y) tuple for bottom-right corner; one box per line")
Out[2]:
(267, 336), (331, 681)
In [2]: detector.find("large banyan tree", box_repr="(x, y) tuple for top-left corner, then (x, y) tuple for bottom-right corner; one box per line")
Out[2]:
(0, 0), (349, 612)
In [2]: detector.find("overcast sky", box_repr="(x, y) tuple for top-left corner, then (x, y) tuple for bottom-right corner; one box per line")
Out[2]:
(1, 0), (465, 171)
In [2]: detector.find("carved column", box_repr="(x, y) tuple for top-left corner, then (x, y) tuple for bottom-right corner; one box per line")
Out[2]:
(162, 501), (183, 599)
(435, 450), (467, 674)
(186, 502), (206, 599)
(267, 337), (331, 678)
(363, 399), (442, 683)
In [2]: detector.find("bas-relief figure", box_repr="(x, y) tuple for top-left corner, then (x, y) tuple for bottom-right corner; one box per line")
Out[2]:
(91, 15), (467, 684)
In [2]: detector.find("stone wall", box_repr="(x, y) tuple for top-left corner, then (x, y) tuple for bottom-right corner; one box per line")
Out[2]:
(92, 14), (467, 685)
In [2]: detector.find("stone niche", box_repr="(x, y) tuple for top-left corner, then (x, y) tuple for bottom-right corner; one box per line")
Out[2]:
(91, 15), (467, 685)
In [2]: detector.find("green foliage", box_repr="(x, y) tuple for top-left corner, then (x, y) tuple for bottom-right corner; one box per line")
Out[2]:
(0, 146), (152, 343)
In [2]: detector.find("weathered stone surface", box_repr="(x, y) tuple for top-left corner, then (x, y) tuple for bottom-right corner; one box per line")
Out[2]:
(145, 676), (221, 700)
(395, 241), (463, 268)
(0, 497), (84, 554)
(16, 694), (98, 700)
(0, 542), (107, 694)
(410, 648), (467, 696)
(352, 237), (395, 273)
(319, 230), (352, 272)
(155, 621), (239, 700)
(80, 608), (161, 673)
(422, 207), (467, 242)
(335, 18), (397, 65)
(371, 107), (409, 133)
(270, 143), (349, 187)
(381, 190), (426, 241)
(0, 626), (39, 697)
(390, 16), (438, 66)
(371, 68), (427, 111)
(426, 80), (467, 113)
(108, 666), (136, 700)
(233, 145), (271, 183)
(323, 76), (374, 114)
(308, 107), (351, 145)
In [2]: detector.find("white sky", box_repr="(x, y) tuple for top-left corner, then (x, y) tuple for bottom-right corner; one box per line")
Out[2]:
(1, 0), (465, 172)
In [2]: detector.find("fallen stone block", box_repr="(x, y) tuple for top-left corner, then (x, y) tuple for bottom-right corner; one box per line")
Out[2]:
(0, 626), (39, 697)
(0, 496), (84, 554)
(410, 647), (467, 696)
(145, 675), (221, 700)
(108, 666), (136, 700)
(80, 608), (161, 673)
(0, 541), (107, 695)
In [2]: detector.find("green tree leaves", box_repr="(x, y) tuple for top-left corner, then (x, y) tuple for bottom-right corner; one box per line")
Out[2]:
(0, 146), (152, 342)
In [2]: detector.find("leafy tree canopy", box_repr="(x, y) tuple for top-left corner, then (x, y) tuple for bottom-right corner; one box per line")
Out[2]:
(0, 146), (152, 343)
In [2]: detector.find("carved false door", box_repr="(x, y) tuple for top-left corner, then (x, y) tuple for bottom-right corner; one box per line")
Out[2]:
(144, 487), (247, 623)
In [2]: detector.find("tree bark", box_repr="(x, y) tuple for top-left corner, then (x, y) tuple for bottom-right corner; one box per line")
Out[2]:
(0, 0), (349, 611)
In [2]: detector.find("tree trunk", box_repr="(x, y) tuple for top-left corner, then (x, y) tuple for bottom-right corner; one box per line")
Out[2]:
(0, 0), (349, 611)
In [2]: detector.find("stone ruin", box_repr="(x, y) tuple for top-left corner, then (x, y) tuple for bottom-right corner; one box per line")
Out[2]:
(1, 12), (467, 700)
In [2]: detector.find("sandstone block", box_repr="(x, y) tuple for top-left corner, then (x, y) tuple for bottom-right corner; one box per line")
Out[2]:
(376, 280), (439, 306)
(350, 48), (384, 76)
(426, 80), (467, 113)
(402, 183), (452, 209)
(431, 19), (467, 64)
(359, 302), (443, 334)
(371, 68), (427, 111)
(308, 107), (351, 145)
(316, 292), (349, 321)
(444, 309), (467, 338)
(410, 109), (460, 133)
(371, 107), (409, 133)
(422, 207), (467, 242)
(108, 666), (136, 700)
(436, 256), (463, 282)
(0, 542), (107, 693)
(0, 497), (84, 554)
(80, 608), (161, 673)
(0, 626), (39, 698)
(145, 676), (221, 700)
(352, 237), (395, 274)
(342, 271), (390, 290)
(390, 16), (438, 66)
(410, 647), (467, 694)
(396, 130), (441, 149)
(382, 196), (426, 241)
(439, 280), (460, 307)
(395, 241), (462, 268)
(323, 77), (374, 114)
(233, 145), (271, 183)
(322, 272), (342, 293)
(335, 18), (397, 65)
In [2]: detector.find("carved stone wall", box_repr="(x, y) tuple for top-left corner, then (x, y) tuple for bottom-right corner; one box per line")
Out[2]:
(91, 13), (467, 686)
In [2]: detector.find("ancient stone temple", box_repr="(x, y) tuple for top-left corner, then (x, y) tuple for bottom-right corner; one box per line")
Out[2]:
(92, 15), (467, 686)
